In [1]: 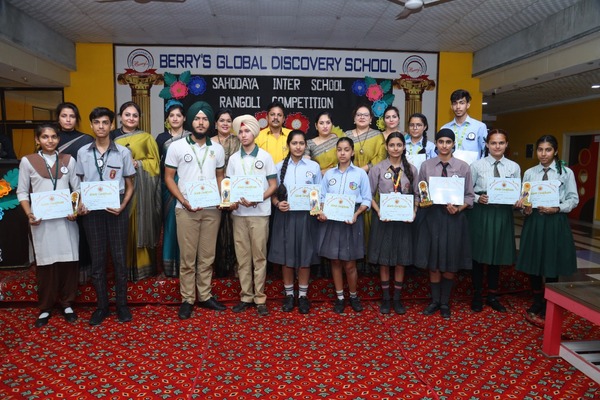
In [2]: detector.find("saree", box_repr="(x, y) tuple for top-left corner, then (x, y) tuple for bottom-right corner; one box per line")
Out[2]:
(114, 129), (161, 281)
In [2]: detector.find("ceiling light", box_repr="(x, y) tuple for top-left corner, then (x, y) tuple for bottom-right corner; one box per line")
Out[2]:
(482, 102), (488, 105)
(592, 84), (600, 89)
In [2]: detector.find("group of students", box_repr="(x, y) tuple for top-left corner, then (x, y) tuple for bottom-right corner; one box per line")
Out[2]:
(18, 88), (578, 327)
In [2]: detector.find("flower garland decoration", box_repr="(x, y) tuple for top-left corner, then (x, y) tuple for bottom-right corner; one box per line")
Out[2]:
(284, 112), (310, 133)
(159, 71), (192, 100)
(254, 111), (268, 130)
(0, 168), (20, 217)
(351, 76), (395, 119)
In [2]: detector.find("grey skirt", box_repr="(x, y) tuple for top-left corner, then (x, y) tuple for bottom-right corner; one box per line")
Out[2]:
(367, 211), (414, 266)
(318, 213), (365, 261)
(268, 210), (319, 268)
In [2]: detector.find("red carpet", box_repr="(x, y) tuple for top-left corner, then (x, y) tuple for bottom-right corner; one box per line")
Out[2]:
(1, 296), (599, 399)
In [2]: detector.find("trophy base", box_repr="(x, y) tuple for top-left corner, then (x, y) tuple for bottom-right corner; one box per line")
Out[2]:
(310, 209), (321, 216)
(219, 202), (231, 209)
(419, 200), (433, 208)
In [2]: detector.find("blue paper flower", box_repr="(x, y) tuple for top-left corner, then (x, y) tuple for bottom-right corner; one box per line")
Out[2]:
(0, 209), (4, 220)
(165, 99), (184, 113)
(188, 76), (207, 96)
(352, 80), (367, 96)
(372, 100), (388, 118)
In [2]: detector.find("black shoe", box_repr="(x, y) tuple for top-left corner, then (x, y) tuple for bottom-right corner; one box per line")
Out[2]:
(298, 297), (310, 314)
(393, 299), (406, 315)
(178, 302), (194, 320)
(349, 296), (363, 312)
(198, 297), (227, 311)
(89, 308), (109, 326)
(486, 297), (507, 313)
(117, 306), (132, 323)
(282, 295), (295, 312)
(34, 312), (50, 328)
(527, 301), (545, 315)
(333, 299), (345, 314)
(440, 305), (451, 318)
(62, 307), (78, 323)
(232, 301), (254, 313)
(471, 296), (483, 312)
(380, 299), (391, 314)
(423, 302), (440, 315)
(257, 304), (269, 316)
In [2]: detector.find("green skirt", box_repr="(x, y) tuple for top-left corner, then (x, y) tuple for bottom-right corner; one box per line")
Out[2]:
(467, 203), (516, 265)
(516, 210), (577, 278)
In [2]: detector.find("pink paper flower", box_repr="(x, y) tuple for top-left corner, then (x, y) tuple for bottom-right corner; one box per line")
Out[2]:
(170, 81), (189, 99)
(284, 112), (310, 133)
(366, 84), (383, 102)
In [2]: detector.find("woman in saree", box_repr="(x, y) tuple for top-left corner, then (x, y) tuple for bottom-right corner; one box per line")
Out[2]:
(305, 111), (341, 175)
(155, 101), (190, 277)
(112, 101), (161, 281)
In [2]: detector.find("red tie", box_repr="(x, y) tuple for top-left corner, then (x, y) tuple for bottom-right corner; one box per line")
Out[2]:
(441, 162), (449, 177)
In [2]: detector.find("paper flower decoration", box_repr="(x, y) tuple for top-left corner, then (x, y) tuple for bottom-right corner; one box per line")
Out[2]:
(255, 111), (268, 129)
(188, 76), (207, 96)
(331, 125), (345, 138)
(352, 80), (367, 96)
(0, 209), (4, 220)
(0, 179), (10, 198)
(164, 99), (183, 113)
(366, 84), (384, 102)
(376, 117), (386, 131)
(284, 112), (310, 133)
(159, 71), (192, 100)
(372, 100), (388, 118)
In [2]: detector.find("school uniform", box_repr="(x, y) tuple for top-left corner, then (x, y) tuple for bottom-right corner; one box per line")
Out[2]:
(226, 145), (277, 305)
(318, 163), (371, 261)
(441, 116), (487, 159)
(268, 157), (322, 268)
(469, 155), (521, 265)
(404, 136), (436, 160)
(516, 163), (579, 278)
(164, 135), (225, 304)
(367, 159), (419, 266)
(414, 157), (475, 271)
(76, 141), (135, 310)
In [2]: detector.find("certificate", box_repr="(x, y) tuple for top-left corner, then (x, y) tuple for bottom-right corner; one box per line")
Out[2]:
(230, 175), (264, 203)
(406, 154), (426, 172)
(453, 150), (479, 165)
(487, 177), (521, 205)
(379, 193), (414, 222)
(323, 193), (356, 222)
(288, 184), (320, 211)
(81, 181), (120, 211)
(30, 189), (74, 220)
(429, 176), (465, 205)
(185, 178), (220, 209)
(528, 180), (560, 208)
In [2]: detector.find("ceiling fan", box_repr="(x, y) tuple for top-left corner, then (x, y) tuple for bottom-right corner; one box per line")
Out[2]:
(388, 0), (456, 20)
(96, 0), (186, 3)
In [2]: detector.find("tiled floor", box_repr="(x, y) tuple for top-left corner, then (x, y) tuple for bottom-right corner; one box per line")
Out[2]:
(515, 213), (600, 282)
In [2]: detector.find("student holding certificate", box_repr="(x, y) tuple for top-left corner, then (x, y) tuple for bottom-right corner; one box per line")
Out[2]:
(367, 132), (418, 315)
(76, 107), (136, 326)
(226, 115), (277, 316)
(268, 130), (322, 314)
(516, 135), (579, 318)
(17, 124), (81, 328)
(415, 128), (475, 318)
(317, 137), (372, 314)
(164, 101), (227, 320)
(468, 129), (521, 313)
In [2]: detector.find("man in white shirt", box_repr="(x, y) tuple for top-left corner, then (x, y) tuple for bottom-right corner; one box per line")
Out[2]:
(164, 101), (227, 319)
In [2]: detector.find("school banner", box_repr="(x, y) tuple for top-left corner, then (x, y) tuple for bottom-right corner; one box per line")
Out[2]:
(114, 46), (438, 138)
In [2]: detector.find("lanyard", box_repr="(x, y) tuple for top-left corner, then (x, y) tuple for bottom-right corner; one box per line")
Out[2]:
(389, 166), (402, 193)
(188, 140), (209, 177)
(39, 151), (59, 190)
(408, 140), (423, 155)
(241, 154), (256, 175)
(452, 123), (469, 149)
(93, 148), (110, 181)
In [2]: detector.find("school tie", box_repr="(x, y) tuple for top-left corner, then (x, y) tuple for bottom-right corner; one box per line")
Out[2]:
(493, 160), (500, 178)
(441, 162), (449, 177)
(542, 167), (549, 181)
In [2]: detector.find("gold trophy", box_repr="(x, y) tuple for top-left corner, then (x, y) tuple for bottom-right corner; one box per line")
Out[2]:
(521, 182), (532, 207)
(418, 181), (433, 208)
(309, 189), (321, 216)
(220, 178), (231, 208)
(71, 192), (80, 216)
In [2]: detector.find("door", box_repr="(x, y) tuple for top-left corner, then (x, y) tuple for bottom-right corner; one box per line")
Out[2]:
(568, 134), (599, 222)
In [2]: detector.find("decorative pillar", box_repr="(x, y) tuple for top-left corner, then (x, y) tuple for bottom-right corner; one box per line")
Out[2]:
(393, 75), (435, 132)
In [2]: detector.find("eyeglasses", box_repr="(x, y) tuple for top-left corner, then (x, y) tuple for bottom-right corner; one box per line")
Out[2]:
(355, 113), (370, 118)
(409, 123), (424, 128)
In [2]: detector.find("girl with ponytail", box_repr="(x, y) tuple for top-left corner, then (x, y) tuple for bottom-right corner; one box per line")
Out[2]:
(268, 130), (322, 314)
(367, 132), (418, 314)
(516, 134), (579, 317)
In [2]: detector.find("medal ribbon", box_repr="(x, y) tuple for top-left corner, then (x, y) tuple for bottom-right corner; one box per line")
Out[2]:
(39, 151), (59, 190)
(451, 122), (469, 149)
(93, 148), (110, 181)
(389, 166), (402, 193)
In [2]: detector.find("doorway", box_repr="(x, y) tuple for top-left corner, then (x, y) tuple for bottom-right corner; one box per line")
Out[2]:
(566, 133), (600, 223)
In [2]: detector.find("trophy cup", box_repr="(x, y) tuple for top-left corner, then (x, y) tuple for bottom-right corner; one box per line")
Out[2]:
(520, 182), (532, 207)
(220, 178), (231, 208)
(309, 189), (321, 215)
(71, 192), (80, 216)
(418, 181), (433, 208)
